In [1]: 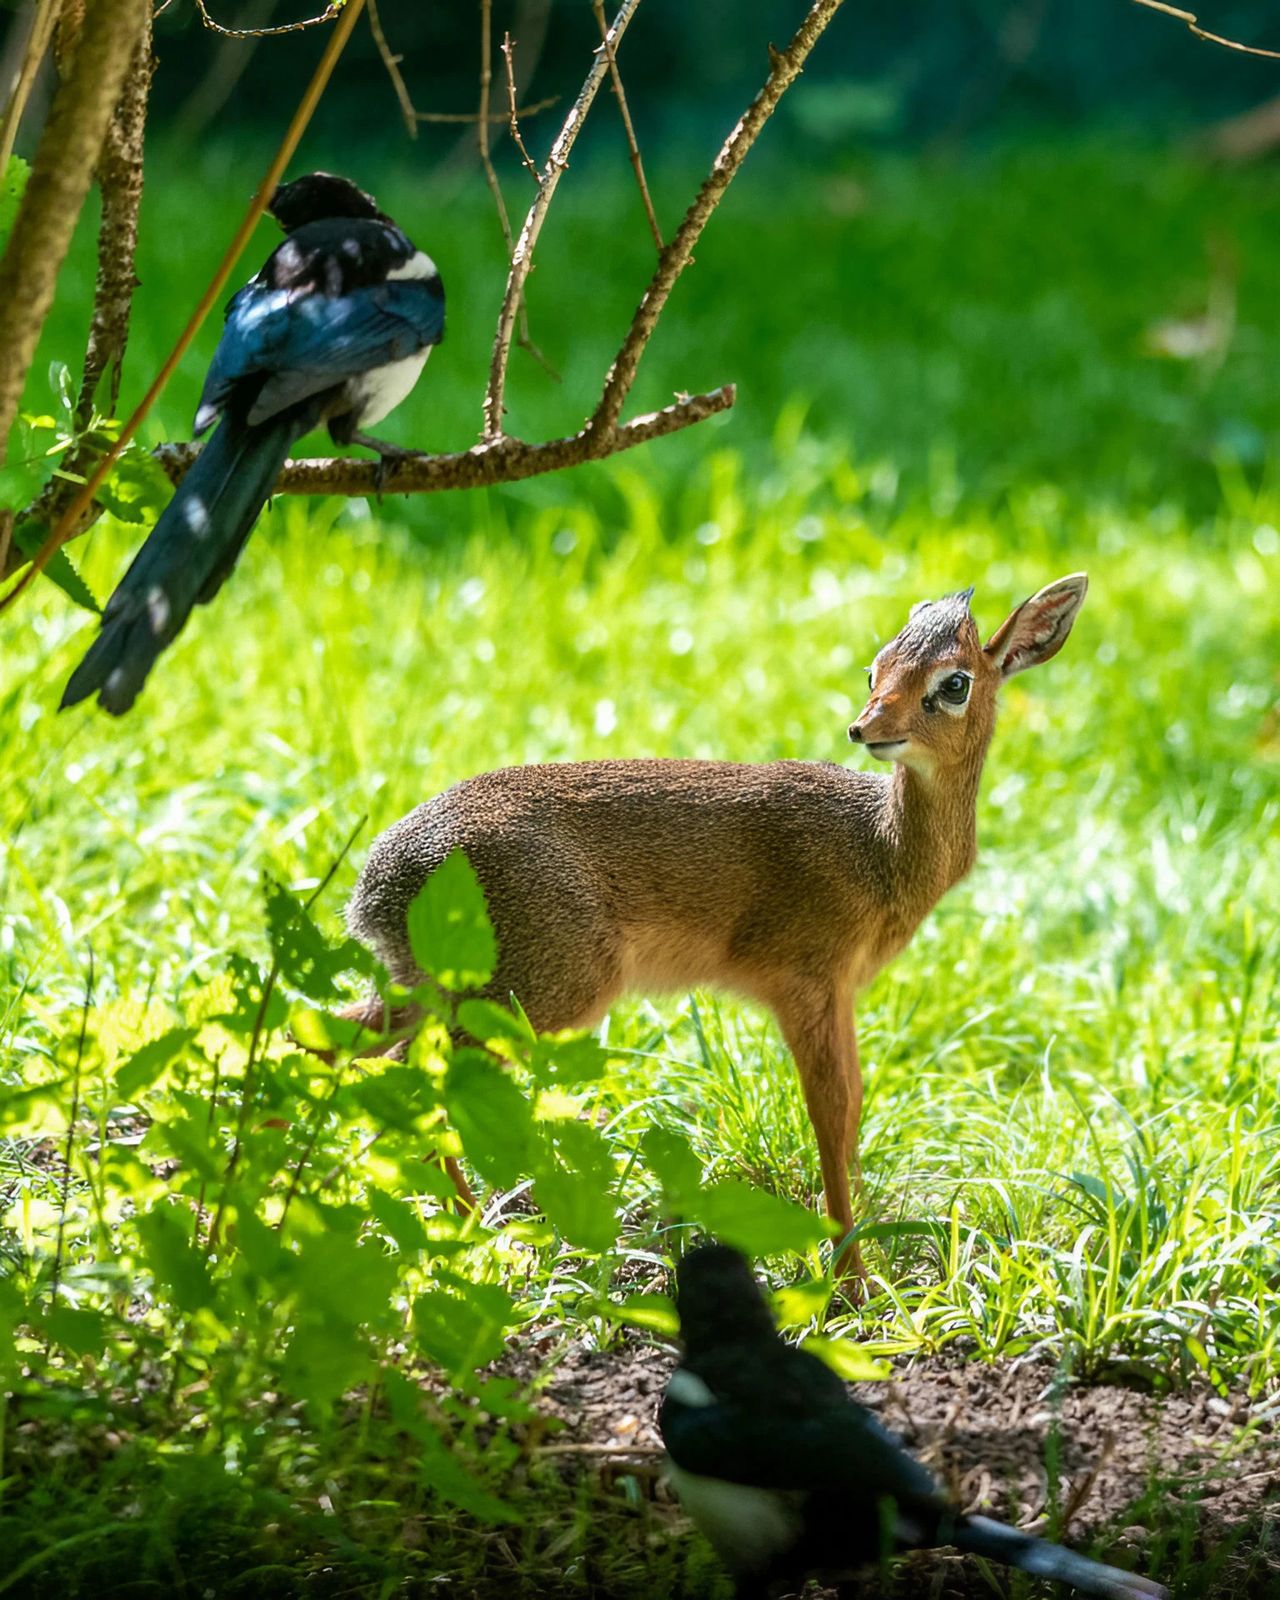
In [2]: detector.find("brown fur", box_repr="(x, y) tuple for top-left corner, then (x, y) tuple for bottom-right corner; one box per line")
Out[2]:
(344, 575), (1088, 1281)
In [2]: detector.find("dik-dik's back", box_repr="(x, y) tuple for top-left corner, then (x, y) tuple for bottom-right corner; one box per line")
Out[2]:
(349, 757), (908, 1028)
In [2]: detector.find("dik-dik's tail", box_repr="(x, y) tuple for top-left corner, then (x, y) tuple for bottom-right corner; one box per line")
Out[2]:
(955, 1515), (1168, 1599)
(61, 412), (302, 716)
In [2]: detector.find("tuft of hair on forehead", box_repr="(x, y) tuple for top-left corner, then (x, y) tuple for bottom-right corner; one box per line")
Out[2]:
(889, 586), (978, 663)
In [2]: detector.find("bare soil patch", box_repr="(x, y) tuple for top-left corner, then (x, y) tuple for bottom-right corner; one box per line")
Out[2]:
(520, 1339), (1280, 1598)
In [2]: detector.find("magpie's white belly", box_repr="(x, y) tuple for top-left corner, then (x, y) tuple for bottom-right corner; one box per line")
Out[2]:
(667, 1464), (802, 1574)
(350, 346), (431, 427)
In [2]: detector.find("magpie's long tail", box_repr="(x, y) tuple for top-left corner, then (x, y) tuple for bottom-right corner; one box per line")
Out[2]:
(61, 412), (301, 716)
(955, 1515), (1169, 1599)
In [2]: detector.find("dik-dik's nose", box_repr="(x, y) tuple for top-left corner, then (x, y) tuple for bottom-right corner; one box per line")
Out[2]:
(848, 720), (867, 743)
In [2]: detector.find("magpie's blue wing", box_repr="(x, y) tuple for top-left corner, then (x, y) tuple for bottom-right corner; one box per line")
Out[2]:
(194, 279), (445, 433)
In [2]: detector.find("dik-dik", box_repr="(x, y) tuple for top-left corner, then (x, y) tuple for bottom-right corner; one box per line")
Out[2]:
(344, 574), (1087, 1279)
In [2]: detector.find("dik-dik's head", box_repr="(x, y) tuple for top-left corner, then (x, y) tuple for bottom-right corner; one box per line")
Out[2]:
(849, 574), (1088, 776)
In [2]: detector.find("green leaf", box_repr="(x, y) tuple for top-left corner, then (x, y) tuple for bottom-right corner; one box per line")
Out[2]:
(693, 1181), (834, 1256)
(0, 155), (29, 250)
(801, 1334), (890, 1382)
(115, 1027), (197, 1100)
(281, 1319), (374, 1412)
(134, 1205), (215, 1313)
(43, 1305), (107, 1359)
(598, 1292), (679, 1336)
(265, 878), (363, 1003)
(443, 1050), (534, 1188)
(292, 1230), (398, 1329)
(455, 997), (533, 1049)
(383, 1369), (521, 1523)
(11, 519), (100, 613)
(412, 1278), (515, 1376)
(367, 1186), (431, 1253)
(95, 448), (171, 525)
(407, 849), (496, 990)
(349, 1063), (440, 1132)
(642, 1126), (703, 1207)
(529, 1031), (608, 1089)
(533, 1118), (618, 1253)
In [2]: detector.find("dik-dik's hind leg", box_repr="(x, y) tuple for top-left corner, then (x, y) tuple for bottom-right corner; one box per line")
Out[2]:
(772, 983), (866, 1290)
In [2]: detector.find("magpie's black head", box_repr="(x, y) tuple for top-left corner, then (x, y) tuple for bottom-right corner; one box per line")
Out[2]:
(268, 172), (388, 232)
(675, 1242), (780, 1355)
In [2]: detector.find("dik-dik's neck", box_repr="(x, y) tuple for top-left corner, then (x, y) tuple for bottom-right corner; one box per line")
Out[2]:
(880, 748), (986, 911)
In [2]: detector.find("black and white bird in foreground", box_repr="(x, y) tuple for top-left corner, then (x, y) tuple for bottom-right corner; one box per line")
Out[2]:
(62, 172), (444, 716)
(660, 1243), (1170, 1600)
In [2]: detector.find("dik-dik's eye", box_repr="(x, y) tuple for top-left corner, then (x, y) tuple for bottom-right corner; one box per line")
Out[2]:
(938, 672), (970, 705)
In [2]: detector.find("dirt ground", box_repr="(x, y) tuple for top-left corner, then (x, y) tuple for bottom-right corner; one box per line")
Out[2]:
(520, 1339), (1280, 1599)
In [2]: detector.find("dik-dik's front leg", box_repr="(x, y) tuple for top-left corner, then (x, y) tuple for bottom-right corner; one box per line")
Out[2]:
(773, 982), (866, 1289)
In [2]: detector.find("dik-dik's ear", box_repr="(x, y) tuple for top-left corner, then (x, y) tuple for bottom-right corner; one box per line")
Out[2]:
(984, 573), (1088, 680)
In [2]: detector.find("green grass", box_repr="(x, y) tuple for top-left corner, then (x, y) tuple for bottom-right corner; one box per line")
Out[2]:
(1, 138), (1279, 1594)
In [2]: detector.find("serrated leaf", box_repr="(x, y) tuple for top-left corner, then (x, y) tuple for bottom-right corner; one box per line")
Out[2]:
(802, 1334), (890, 1382)
(43, 1305), (106, 1359)
(692, 1181), (834, 1256)
(367, 1186), (431, 1253)
(443, 1050), (534, 1188)
(95, 448), (171, 525)
(11, 519), (100, 613)
(599, 1292), (679, 1336)
(455, 998), (533, 1050)
(643, 1126), (702, 1207)
(383, 1370), (521, 1522)
(529, 1031), (608, 1089)
(134, 1205), (215, 1313)
(264, 878), (366, 1002)
(114, 1027), (197, 1100)
(412, 1278), (515, 1376)
(407, 849), (496, 990)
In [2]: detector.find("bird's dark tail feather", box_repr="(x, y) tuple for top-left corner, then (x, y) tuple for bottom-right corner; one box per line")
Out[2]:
(956, 1515), (1169, 1599)
(61, 413), (300, 716)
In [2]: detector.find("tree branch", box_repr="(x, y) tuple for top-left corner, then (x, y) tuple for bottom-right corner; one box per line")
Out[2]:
(0, 0), (150, 459)
(77, 6), (153, 424)
(152, 384), (735, 497)
(483, 0), (643, 441)
(589, 0), (844, 439)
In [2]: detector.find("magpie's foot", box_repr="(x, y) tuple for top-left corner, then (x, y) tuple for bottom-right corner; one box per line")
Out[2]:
(347, 430), (428, 493)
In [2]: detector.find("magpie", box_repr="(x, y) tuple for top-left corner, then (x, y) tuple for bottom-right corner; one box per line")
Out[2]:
(660, 1243), (1169, 1600)
(61, 171), (444, 717)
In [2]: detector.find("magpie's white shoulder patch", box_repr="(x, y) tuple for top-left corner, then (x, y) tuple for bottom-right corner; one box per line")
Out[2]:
(387, 250), (439, 283)
(666, 1368), (717, 1408)
(666, 1465), (802, 1574)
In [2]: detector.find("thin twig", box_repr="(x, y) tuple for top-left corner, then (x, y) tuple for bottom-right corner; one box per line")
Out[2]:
(502, 34), (539, 181)
(484, 0), (644, 441)
(0, 0), (62, 181)
(589, 0), (844, 438)
(0, 0), (367, 616)
(1129, 0), (1280, 58)
(416, 96), (558, 125)
(476, 4), (553, 408)
(591, 0), (661, 251)
(50, 947), (93, 1313)
(193, 0), (342, 38)
(366, 0), (416, 140)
